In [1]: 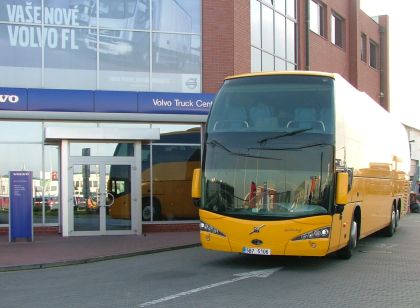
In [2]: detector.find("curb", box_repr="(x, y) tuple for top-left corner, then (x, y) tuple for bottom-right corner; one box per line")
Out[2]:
(0, 243), (200, 272)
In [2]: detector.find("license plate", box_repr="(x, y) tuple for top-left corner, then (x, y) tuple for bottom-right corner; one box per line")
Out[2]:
(242, 247), (271, 255)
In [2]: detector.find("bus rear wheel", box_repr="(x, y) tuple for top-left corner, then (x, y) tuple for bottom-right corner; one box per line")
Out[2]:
(383, 206), (397, 237)
(337, 220), (358, 259)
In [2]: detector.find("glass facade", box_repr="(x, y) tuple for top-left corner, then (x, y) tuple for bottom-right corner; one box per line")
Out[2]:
(251, 0), (297, 72)
(0, 0), (202, 92)
(0, 121), (53, 225)
(0, 121), (202, 229)
(143, 124), (201, 222)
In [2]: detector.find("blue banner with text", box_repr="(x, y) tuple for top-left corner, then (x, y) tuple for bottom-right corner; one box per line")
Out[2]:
(9, 171), (33, 242)
(0, 87), (214, 115)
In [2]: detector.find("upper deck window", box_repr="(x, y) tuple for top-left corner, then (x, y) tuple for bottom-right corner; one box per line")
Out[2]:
(208, 75), (334, 135)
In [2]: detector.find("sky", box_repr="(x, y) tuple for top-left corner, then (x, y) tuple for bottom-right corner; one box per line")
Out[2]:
(360, 0), (419, 129)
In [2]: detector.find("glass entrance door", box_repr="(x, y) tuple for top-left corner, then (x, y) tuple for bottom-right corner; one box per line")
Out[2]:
(70, 162), (134, 235)
(72, 163), (101, 232)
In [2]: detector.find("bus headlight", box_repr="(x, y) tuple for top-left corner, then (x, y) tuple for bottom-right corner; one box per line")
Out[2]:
(292, 227), (330, 241)
(200, 221), (226, 237)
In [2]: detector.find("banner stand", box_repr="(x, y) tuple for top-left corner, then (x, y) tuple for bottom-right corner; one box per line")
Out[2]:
(9, 171), (33, 242)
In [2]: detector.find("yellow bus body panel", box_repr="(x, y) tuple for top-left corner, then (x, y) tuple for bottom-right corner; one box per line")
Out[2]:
(199, 209), (333, 257)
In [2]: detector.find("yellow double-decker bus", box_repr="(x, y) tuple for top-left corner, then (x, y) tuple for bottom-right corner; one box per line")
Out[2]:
(192, 71), (410, 259)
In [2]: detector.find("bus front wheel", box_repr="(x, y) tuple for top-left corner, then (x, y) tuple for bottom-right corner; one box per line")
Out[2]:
(142, 198), (161, 221)
(337, 220), (358, 259)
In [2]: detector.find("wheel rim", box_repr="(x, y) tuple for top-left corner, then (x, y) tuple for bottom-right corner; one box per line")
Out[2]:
(391, 209), (396, 232)
(350, 221), (357, 249)
(142, 205), (151, 221)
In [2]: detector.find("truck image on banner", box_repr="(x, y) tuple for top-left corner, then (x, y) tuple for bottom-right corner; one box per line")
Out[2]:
(84, 0), (192, 69)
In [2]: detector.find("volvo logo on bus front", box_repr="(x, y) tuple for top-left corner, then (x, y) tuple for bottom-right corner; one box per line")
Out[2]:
(249, 224), (266, 235)
(0, 95), (19, 104)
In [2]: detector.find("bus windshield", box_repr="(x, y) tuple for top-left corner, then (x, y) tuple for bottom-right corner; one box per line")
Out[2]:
(203, 75), (335, 220)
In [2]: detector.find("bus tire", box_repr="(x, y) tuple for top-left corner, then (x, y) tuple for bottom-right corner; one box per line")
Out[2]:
(142, 198), (161, 221)
(383, 205), (397, 237)
(337, 220), (358, 259)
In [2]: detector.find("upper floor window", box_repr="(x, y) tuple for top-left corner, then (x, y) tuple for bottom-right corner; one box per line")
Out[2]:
(361, 33), (367, 62)
(310, 0), (326, 37)
(370, 40), (379, 69)
(251, 0), (297, 72)
(331, 12), (344, 48)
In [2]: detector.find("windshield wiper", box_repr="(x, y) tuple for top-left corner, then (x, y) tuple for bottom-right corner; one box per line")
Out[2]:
(249, 143), (329, 151)
(258, 128), (313, 144)
(207, 139), (282, 160)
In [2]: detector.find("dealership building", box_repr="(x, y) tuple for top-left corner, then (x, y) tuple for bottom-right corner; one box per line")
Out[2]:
(0, 0), (388, 236)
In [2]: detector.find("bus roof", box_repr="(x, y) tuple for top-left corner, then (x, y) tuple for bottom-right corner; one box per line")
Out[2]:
(224, 71), (336, 81)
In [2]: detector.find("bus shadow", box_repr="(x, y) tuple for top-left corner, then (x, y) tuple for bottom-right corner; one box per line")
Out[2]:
(205, 252), (341, 273)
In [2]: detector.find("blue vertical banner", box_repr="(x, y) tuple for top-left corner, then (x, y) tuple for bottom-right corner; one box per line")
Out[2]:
(9, 171), (33, 242)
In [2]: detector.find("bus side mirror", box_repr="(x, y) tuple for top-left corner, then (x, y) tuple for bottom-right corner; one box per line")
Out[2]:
(192, 168), (202, 207)
(336, 172), (349, 205)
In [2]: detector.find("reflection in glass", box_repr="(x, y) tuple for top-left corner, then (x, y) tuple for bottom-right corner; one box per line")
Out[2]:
(44, 25), (97, 89)
(274, 0), (286, 14)
(251, 47), (262, 73)
(251, 1), (296, 74)
(251, 0), (261, 48)
(0, 122), (42, 142)
(310, 0), (322, 35)
(70, 143), (134, 157)
(262, 52), (274, 72)
(275, 57), (286, 71)
(287, 62), (296, 70)
(0, 174), (9, 225)
(73, 164), (100, 231)
(99, 30), (150, 90)
(203, 144), (333, 218)
(140, 126), (201, 221)
(286, 0), (296, 19)
(0, 0), (41, 22)
(204, 75), (335, 219)
(152, 124), (201, 143)
(0, 0), (202, 92)
(261, 5), (274, 54)
(99, 123), (151, 129)
(98, 0), (150, 30)
(275, 13), (286, 59)
(0, 144), (42, 224)
(44, 122), (97, 129)
(107, 164), (131, 230)
(286, 19), (295, 63)
(44, 145), (60, 224)
(144, 145), (200, 221)
(152, 0), (201, 33)
(152, 33), (200, 74)
(0, 141), (61, 225)
(98, 30), (149, 68)
(141, 144), (153, 220)
(0, 24), (42, 88)
(0, 144), (43, 180)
